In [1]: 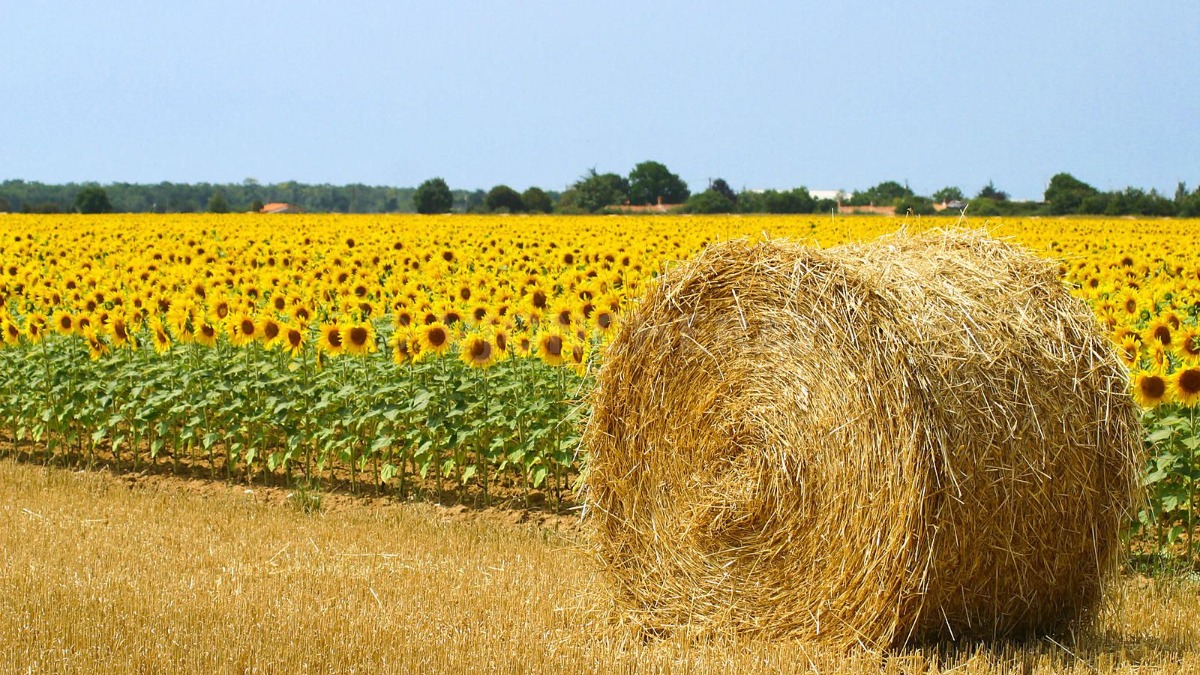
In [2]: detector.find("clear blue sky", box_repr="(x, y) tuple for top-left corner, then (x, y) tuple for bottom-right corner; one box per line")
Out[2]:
(3, 1), (1197, 200)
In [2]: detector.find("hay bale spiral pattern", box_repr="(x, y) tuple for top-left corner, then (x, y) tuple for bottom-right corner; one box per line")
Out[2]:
(583, 229), (1141, 648)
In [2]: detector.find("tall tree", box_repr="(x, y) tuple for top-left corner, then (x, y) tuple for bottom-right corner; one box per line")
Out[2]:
(485, 185), (524, 213)
(976, 181), (1009, 202)
(521, 187), (553, 213)
(413, 177), (453, 214)
(207, 190), (230, 213)
(561, 169), (630, 213)
(849, 181), (912, 206)
(932, 186), (964, 203)
(1044, 173), (1098, 214)
(710, 178), (737, 204)
(74, 186), (113, 214)
(628, 161), (690, 205)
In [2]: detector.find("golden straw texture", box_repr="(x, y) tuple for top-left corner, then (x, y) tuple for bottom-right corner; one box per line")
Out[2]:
(582, 229), (1141, 649)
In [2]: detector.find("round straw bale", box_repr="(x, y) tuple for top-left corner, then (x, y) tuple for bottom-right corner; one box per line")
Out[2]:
(582, 229), (1140, 648)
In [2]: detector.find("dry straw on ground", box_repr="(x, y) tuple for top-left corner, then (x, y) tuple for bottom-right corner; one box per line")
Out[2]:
(583, 229), (1142, 649)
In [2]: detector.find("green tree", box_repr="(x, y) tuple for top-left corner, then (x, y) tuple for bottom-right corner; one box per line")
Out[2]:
(561, 169), (630, 213)
(414, 178), (453, 214)
(1178, 186), (1200, 217)
(739, 188), (815, 214)
(250, 199), (264, 213)
(932, 186), (964, 203)
(74, 186), (113, 214)
(710, 178), (737, 204)
(207, 190), (230, 213)
(521, 187), (553, 213)
(0, 195), (9, 212)
(1044, 173), (1098, 214)
(893, 195), (937, 216)
(683, 189), (736, 214)
(976, 181), (1009, 202)
(849, 181), (912, 206)
(628, 161), (689, 205)
(485, 185), (524, 213)
(968, 197), (1003, 216)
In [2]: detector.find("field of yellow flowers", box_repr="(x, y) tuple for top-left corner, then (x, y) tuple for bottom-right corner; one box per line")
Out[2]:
(0, 213), (1198, 559)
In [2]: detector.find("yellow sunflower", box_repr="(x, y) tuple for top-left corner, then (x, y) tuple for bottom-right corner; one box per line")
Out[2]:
(418, 322), (452, 356)
(149, 317), (172, 354)
(568, 341), (589, 376)
(1179, 327), (1200, 360)
(460, 332), (497, 369)
(1144, 316), (1173, 348)
(1173, 364), (1200, 407)
(513, 332), (532, 358)
(107, 314), (136, 350)
(25, 312), (47, 343)
(2, 319), (22, 346)
(83, 327), (109, 361)
(258, 316), (283, 349)
(343, 322), (378, 356)
(549, 301), (574, 331)
(1132, 368), (1170, 408)
(536, 329), (567, 367)
(195, 316), (219, 348)
(52, 310), (75, 335)
(291, 303), (314, 326)
(390, 329), (418, 365)
(317, 323), (345, 356)
(281, 324), (306, 358)
(229, 312), (259, 347)
(492, 326), (510, 360)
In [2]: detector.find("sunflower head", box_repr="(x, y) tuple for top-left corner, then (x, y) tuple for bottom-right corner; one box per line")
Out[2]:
(1145, 317), (1173, 347)
(1180, 328), (1200, 359)
(53, 311), (75, 335)
(195, 317), (219, 348)
(83, 328), (109, 361)
(391, 329), (416, 365)
(108, 315), (136, 350)
(568, 341), (589, 376)
(282, 324), (306, 358)
(25, 313), (47, 343)
(150, 318), (172, 354)
(318, 323), (344, 356)
(344, 322), (377, 356)
(419, 322), (452, 355)
(2, 320), (21, 346)
(1132, 368), (1170, 409)
(460, 333), (496, 369)
(536, 330), (567, 367)
(1172, 364), (1200, 407)
(230, 313), (259, 346)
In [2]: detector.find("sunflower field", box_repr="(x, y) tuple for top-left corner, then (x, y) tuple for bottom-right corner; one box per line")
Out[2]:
(1, 213), (1199, 557)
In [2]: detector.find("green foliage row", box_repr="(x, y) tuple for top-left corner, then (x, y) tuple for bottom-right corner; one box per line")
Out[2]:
(1134, 407), (1200, 569)
(3, 324), (1198, 556)
(0, 328), (587, 504)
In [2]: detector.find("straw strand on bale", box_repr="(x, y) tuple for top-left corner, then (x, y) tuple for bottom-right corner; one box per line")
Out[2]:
(582, 228), (1141, 649)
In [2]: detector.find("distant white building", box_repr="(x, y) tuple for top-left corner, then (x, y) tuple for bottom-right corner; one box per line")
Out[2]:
(809, 189), (847, 202)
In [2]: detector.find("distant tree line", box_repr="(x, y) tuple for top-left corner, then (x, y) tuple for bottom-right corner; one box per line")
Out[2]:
(2, 169), (1198, 218)
(836, 173), (1200, 218)
(0, 179), (423, 215)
